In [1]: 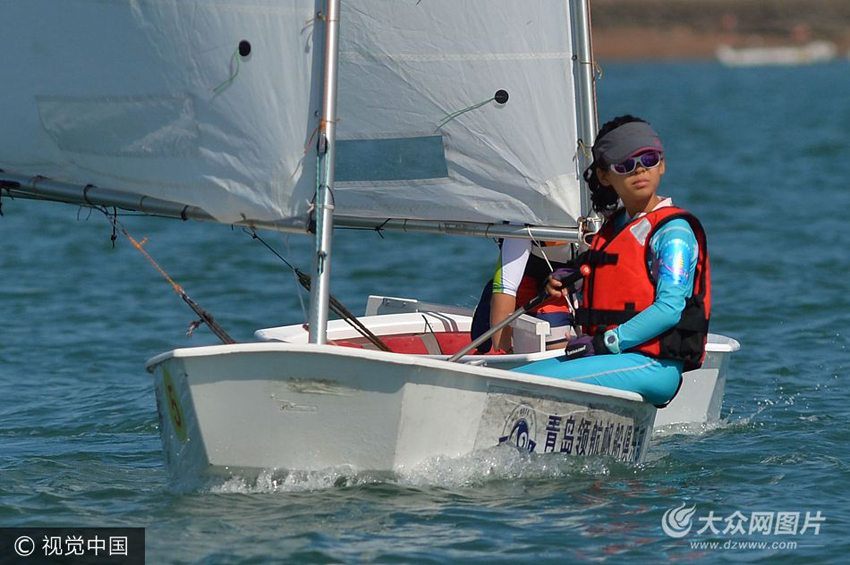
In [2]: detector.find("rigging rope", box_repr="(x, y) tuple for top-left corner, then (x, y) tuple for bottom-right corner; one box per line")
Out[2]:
(283, 234), (309, 324)
(74, 203), (387, 351)
(524, 228), (581, 335)
(244, 229), (391, 352)
(121, 225), (235, 345)
(100, 209), (236, 345)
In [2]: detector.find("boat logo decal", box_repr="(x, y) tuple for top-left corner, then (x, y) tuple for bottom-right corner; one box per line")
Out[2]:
(498, 403), (537, 452)
(162, 367), (187, 444)
(478, 387), (651, 462)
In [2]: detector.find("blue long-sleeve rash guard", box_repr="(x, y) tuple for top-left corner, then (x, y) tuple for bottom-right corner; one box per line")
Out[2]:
(606, 215), (698, 353)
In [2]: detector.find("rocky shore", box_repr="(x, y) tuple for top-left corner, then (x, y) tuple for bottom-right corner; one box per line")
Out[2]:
(589, 0), (850, 60)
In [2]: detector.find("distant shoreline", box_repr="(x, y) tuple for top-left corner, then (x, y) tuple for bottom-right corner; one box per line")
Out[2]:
(589, 0), (850, 60)
(593, 28), (737, 61)
(592, 28), (848, 61)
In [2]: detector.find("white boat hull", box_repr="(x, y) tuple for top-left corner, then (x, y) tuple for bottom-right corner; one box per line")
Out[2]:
(257, 296), (740, 430)
(147, 343), (656, 480)
(653, 334), (737, 428)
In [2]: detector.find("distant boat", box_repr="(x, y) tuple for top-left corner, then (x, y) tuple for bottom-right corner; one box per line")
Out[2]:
(716, 40), (837, 67)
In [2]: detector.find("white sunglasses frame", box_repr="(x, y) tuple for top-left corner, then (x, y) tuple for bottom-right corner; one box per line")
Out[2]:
(608, 151), (664, 175)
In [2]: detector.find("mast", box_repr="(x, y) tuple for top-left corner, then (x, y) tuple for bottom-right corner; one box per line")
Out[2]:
(309, 0), (341, 345)
(570, 0), (600, 231)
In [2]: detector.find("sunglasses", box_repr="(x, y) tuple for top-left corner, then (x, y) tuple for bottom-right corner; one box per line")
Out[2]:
(609, 151), (663, 175)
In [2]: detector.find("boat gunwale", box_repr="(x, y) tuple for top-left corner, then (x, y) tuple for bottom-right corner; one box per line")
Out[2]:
(255, 312), (742, 355)
(145, 341), (650, 406)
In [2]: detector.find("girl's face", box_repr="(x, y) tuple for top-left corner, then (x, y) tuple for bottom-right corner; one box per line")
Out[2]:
(597, 152), (665, 215)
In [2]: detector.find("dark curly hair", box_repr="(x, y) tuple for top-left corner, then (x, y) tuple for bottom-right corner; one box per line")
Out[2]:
(584, 115), (648, 213)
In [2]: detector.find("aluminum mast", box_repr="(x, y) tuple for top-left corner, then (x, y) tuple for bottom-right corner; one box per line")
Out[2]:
(308, 0), (342, 345)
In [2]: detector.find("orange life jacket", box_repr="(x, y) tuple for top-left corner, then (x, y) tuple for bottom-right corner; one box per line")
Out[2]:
(575, 206), (711, 371)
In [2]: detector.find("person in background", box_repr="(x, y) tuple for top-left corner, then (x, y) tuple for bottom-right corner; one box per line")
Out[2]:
(512, 115), (711, 407)
(480, 237), (577, 353)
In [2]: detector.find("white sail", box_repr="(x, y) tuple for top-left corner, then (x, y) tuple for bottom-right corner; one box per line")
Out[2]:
(1, 0), (584, 229)
(334, 0), (583, 227)
(0, 0), (321, 226)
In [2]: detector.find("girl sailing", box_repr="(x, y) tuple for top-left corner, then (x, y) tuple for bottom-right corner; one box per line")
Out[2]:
(514, 115), (710, 407)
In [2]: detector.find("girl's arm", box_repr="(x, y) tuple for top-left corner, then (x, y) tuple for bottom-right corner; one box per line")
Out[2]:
(489, 238), (530, 352)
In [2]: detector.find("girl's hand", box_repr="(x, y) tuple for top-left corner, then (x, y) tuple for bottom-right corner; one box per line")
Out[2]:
(546, 267), (580, 299)
(545, 274), (565, 299)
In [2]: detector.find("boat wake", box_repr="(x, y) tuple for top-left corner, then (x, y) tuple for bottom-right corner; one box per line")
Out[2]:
(195, 445), (639, 494)
(180, 406), (772, 496)
(653, 401), (770, 439)
(395, 444), (630, 488)
(205, 466), (391, 494)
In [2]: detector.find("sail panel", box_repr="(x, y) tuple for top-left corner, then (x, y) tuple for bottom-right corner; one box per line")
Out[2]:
(335, 0), (583, 227)
(336, 134), (448, 183)
(2, 1), (587, 230)
(0, 0), (321, 226)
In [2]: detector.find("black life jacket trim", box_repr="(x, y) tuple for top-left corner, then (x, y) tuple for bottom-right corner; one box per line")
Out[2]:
(577, 249), (619, 266)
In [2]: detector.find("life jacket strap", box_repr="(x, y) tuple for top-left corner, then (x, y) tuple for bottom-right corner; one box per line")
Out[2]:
(574, 306), (637, 328)
(577, 249), (619, 266)
(575, 306), (709, 333)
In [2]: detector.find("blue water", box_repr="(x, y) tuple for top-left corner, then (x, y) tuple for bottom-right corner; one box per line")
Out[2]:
(2, 60), (849, 563)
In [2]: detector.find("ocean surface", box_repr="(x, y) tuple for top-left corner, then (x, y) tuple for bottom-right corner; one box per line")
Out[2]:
(2, 60), (849, 563)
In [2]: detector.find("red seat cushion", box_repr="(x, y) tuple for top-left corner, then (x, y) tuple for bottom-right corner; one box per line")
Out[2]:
(379, 335), (430, 354)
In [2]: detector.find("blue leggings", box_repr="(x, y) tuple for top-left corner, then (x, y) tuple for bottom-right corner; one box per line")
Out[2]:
(511, 353), (683, 407)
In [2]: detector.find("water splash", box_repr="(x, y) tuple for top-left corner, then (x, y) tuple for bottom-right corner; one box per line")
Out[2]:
(652, 403), (768, 439)
(204, 467), (390, 494)
(396, 445), (619, 488)
(196, 445), (641, 495)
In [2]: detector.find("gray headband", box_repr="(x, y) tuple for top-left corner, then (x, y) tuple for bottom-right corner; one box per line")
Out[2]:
(592, 122), (665, 165)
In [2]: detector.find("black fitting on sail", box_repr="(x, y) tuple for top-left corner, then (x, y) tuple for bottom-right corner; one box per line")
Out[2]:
(213, 41), (251, 95)
(437, 89), (510, 131)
